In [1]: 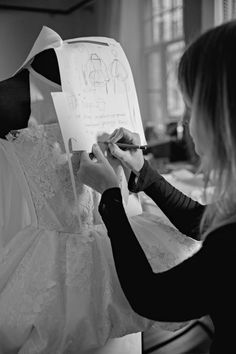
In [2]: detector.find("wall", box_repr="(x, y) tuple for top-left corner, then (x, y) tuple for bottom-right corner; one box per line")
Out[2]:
(183, 0), (202, 44)
(70, 5), (98, 37)
(183, 0), (215, 45)
(0, 6), (97, 80)
(201, 0), (215, 32)
(119, 0), (147, 127)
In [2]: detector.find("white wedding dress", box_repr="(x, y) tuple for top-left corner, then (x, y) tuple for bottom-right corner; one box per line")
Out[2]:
(0, 122), (201, 353)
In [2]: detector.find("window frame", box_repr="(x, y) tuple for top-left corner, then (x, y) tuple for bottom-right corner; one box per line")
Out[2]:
(143, 0), (185, 127)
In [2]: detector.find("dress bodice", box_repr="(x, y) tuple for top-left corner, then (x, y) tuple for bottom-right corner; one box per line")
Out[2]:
(6, 123), (98, 233)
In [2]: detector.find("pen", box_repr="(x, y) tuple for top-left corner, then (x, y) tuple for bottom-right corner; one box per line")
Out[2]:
(89, 143), (147, 159)
(115, 143), (147, 150)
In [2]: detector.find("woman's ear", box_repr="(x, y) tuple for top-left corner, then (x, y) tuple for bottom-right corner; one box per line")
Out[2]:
(0, 69), (31, 138)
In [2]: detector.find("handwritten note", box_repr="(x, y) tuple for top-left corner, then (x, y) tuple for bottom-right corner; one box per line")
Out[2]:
(53, 37), (146, 151)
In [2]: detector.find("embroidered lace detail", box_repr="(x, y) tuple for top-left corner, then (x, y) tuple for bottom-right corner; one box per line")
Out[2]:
(8, 124), (98, 233)
(62, 224), (154, 351)
(65, 230), (95, 288)
(130, 212), (201, 273)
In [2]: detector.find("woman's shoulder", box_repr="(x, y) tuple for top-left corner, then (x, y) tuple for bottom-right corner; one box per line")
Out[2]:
(204, 221), (236, 248)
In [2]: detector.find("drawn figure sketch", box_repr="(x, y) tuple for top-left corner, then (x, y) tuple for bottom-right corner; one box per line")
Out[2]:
(110, 58), (128, 94)
(86, 53), (110, 93)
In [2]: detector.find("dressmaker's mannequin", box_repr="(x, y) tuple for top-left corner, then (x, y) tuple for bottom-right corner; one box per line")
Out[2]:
(0, 48), (142, 354)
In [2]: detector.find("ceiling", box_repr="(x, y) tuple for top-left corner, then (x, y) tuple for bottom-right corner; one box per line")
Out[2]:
(0, 0), (94, 13)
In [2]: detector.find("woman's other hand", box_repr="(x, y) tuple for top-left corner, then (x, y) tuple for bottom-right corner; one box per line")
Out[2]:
(108, 127), (144, 176)
(77, 143), (119, 194)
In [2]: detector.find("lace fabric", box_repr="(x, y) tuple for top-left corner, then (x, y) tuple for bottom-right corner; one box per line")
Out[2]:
(0, 124), (202, 353)
(7, 123), (96, 233)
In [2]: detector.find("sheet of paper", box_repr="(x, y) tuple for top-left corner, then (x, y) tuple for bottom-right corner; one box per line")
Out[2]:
(53, 37), (146, 151)
(51, 91), (130, 205)
(51, 92), (90, 151)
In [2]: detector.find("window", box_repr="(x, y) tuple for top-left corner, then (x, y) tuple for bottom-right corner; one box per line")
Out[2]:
(215, 0), (236, 25)
(143, 0), (185, 127)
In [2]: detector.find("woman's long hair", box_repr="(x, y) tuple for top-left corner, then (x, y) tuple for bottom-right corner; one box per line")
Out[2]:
(178, 20), (236, 236)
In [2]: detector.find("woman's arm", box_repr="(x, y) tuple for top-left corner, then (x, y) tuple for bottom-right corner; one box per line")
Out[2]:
(107, 128), (204, 238)
(129, 160), (205, 239)
(99, 187), (229, 322)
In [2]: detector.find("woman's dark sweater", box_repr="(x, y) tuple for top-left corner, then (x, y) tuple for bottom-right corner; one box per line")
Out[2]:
(98, 160), (236, 354)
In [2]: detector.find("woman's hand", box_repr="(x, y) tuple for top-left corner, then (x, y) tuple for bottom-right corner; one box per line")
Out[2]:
(107, 127), (145, 175)
(76, 143), (119, 194)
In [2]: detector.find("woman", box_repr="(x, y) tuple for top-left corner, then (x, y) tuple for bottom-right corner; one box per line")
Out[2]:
(77, 20), (236, 353)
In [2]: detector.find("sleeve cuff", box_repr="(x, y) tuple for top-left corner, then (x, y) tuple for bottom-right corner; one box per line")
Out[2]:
(100, 187), (122, 205)
(99, 187), (122, 215)
(128, 159), (161, 193)
(99, 187), (125, 235)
